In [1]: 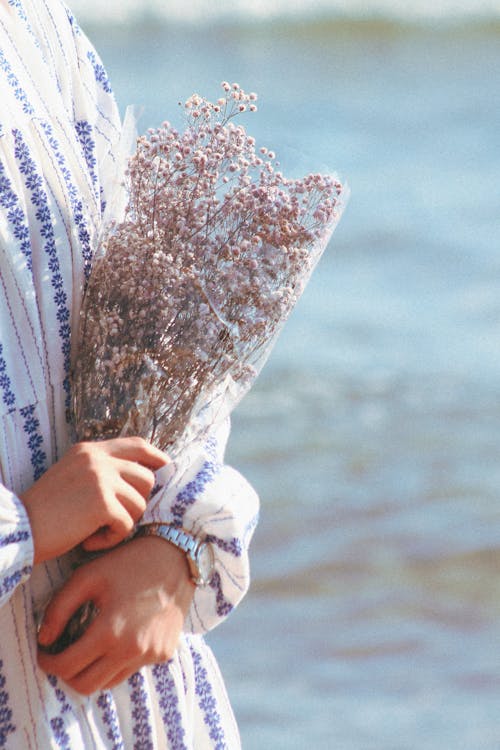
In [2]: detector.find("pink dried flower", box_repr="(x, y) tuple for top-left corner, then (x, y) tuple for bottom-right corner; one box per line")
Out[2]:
(71, 84), (348, 459)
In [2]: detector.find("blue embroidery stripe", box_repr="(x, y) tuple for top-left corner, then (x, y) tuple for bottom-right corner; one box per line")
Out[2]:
(206, 535), (242, 557)
(171, 439), (222, 526)
(39, 120), (93, 282)
(96, 692), (124, 750)
(0, 530), (29, 549)
(209, 572), (234, 618)
(13, 129), (73, 404)
(0, 344), (16, 413)
(19, 404), (47, 481)
(75, 120), (98, 197)
(128, 672), (153, 750)
(0, 159), (33, 271)
(151, 663), (188, 750)
(47, 676), (72, 750)
(0, 661), (16, 748)
(7, 0), (39, 50)
(190, 645), (228, 750)
(0, 49), (34, 116)
(86, 50), (112, 94)
(0, 566), (32, 604)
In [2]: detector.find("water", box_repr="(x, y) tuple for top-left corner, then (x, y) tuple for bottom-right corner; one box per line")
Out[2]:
(73, 4), (500, 747)
(71, 0), (500, 24)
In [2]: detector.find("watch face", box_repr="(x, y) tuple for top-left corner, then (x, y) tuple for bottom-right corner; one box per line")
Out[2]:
(195, 541), (215, 586)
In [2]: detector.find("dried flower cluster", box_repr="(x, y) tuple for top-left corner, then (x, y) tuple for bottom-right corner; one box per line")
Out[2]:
(71, 83), (347, 460)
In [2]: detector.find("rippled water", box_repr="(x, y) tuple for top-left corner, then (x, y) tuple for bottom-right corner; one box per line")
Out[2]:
(85, 14), (500, 748)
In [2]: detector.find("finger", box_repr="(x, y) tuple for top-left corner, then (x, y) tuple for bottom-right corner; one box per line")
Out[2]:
(82, 505), (135, 551)
(66, 655), (124, 697)
(102, 667), (133, 691)
(38, 591), (112, 681)
(102, 437), (169, 470)
(116, 460), (156, 499)
(37, 568), (99, 649)
(38, 636), (103, 684)
(82, 527), (119, 552)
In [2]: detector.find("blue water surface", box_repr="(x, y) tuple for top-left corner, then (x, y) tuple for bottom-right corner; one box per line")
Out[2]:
(88, 16), (500, 749)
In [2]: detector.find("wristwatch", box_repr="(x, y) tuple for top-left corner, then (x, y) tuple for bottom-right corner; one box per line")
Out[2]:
(135, 524), (215, 587)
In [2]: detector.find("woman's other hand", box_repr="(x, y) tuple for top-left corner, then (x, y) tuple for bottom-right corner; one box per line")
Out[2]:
(21, 437), (167, 564)
(37, 536), (194, 694)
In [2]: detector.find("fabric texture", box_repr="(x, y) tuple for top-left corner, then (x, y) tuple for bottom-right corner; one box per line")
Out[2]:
(0, 0), (259, 746)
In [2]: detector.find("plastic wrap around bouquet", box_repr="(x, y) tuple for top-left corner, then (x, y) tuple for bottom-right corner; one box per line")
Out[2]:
(71, 83), (348, 461)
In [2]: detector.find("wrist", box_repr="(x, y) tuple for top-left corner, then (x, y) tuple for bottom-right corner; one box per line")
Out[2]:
(129, 535), (195, 619)
(134, 523), (215, 588)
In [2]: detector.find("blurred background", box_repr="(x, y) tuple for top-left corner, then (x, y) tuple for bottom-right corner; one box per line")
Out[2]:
(71, 1), (500, 747)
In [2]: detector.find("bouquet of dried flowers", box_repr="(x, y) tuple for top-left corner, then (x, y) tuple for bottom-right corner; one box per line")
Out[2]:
(71, 83), (348, 461)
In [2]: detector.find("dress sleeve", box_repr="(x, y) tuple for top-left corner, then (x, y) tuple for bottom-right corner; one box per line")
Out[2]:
(0, 485), (34, 609)
(140, 419), (260, 635)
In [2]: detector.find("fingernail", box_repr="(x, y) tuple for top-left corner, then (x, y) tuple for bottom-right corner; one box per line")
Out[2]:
(37, 624), (53, 646)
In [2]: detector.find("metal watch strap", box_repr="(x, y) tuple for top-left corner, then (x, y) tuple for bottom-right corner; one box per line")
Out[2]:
(135, 523), (198, 557)
(134, 523), (217, 586)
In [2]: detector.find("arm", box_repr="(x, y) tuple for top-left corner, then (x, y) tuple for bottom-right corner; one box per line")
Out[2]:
(36, 421), (259, 695)
(20, 438), (167, 563)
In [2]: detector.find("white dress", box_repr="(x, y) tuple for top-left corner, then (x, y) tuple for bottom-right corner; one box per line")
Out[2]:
(0, 1), (259, 747)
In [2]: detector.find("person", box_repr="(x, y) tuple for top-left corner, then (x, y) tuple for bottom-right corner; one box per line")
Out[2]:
(0, 0), (259, 747)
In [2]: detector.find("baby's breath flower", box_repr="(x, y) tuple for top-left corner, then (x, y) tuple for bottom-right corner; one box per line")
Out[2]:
(71, 82), (347, 458)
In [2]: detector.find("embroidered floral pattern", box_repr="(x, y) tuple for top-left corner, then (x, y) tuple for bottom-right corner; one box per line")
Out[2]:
(39, 121), (93, 281)
(97, 692), (124, 750)
(0, 566), (31, 602)
(20, 404), (47, 481)
(86, 50), (112, 94)
(0, 49), (34, 116)
(47, 675), (71, 750)
(0, 158), (32, 271)
(65, 5), (81, 34)
(75, 120), (98, 193)
(0, 530), (29, 548)
(206, 535), (242, 557)
(209, 572), (234, 618)
(14, 129), (73, 402)
(171, 439), (221, 526)
(191, 645), (227, 750)
(152, 663), (188, 750)
(0, 660), (15, 748)
(7, 0), (39, 49)
(0, 344), (16, 413)
(128, 672), (153, 750)
(7, 0), (28, 24)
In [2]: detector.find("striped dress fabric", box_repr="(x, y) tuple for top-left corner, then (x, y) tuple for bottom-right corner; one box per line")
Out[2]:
(0, 0), (259, 747)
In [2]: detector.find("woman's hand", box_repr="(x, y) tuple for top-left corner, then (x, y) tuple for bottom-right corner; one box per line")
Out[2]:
(37, 536), (195, 695)
(21, 437), (167, 564)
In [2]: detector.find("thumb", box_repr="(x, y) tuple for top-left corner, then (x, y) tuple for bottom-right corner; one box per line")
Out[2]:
(82, 525), (130, 552)
(37, 567), (98, 648)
